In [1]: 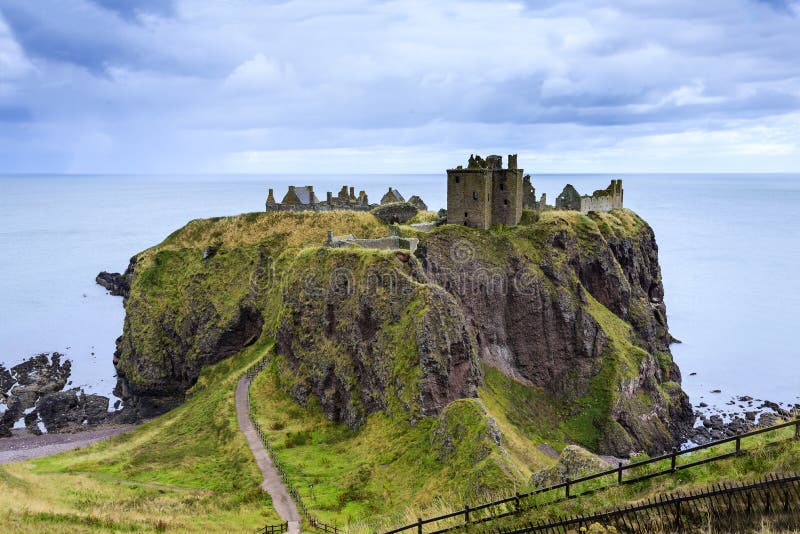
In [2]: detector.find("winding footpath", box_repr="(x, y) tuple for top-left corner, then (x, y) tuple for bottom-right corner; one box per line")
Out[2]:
(236, 374), (302, 534)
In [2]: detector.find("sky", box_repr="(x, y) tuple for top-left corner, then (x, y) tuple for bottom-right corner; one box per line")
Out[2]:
(1, 0), (799, 174)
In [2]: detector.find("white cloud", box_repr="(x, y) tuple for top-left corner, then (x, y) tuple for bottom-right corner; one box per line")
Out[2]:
(0, 16), (33, 80)
(224, 53), (293, 91)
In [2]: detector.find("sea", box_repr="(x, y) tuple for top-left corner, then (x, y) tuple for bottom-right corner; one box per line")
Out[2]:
(1, 173), (798, 415)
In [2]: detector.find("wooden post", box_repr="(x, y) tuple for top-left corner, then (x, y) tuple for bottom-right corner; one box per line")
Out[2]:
(417, 517), (423, 534)
(671, 447), (677, 472)
(736, 432), (741, 454)
(464, 504), (470, 526)
(565, 477), (571, 499)
(618, 461), (623, 484)
(515, 491), (521, 513)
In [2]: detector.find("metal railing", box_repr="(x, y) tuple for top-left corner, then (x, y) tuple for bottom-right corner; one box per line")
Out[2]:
(496, 472), (800, 533)
(383, 418), (800, 534)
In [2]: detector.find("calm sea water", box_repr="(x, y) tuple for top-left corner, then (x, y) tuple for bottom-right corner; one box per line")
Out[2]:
(1, 174), (798, 413)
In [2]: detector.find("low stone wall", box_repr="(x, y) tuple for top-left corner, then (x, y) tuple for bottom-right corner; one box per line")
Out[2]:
(328, 234), (419, 254)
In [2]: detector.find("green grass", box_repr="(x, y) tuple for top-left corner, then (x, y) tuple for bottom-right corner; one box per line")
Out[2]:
(249, 356), (554, 533)
(0, 341), (282, 533)
(499, 424), (800, 528)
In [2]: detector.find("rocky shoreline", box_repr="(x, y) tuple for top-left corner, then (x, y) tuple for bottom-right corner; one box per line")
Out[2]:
(1, 353), (121, 438)
(686, 395), (799, 445)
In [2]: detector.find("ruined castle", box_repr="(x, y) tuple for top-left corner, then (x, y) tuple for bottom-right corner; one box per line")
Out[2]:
(265, 184), (428, 214)
(446, 154), (525, 229)
(447, 154), (623, 229)
(266, 184), (370, 212)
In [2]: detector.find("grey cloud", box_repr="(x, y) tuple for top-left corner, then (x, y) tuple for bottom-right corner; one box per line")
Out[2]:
(0, 0), (798, 172)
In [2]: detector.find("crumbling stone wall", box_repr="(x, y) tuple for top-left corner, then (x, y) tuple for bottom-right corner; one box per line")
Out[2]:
(266, 184), (422, 214)
(579, 179), (623, 214)
(325, 231), (419, 253)
(555, 180), (623, 214)
(556, 184), (582, 210)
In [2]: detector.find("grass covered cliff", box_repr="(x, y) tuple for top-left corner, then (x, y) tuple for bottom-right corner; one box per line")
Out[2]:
(107, 207), (693, 524)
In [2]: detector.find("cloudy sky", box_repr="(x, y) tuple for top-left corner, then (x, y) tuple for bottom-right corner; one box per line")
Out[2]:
(1, 0), (799, 173)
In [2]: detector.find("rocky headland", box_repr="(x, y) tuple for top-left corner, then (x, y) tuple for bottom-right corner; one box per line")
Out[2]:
(99, 208), (697, 457)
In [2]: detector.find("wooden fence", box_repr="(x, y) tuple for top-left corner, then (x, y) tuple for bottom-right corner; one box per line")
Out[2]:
(255, 522), (289, 534)
(383, 418), (800, 534)
(243, 357), (341, 534)
(495, 472), (800, 533)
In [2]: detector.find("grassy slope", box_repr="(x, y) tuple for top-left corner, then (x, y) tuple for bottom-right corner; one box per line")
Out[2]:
(250, 356), (561, 533)
(501, 423), (800, 529)
(0, 341), (281, 533)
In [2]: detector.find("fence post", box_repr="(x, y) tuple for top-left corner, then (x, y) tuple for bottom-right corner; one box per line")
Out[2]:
(671, 447), (677, 472)
(565, 477), (571, 499)
(464, 503), (470, 526)
(417, 517), (423, 534)
(736, 432), (741, 454)
(618, 461), (623, 484)
(795, 417), (799, 440)
(515, 491), (521, 513)
(674, 500), (682, 530)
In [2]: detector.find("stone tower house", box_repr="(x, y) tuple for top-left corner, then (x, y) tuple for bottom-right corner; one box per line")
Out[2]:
(446, 154), (523, 229)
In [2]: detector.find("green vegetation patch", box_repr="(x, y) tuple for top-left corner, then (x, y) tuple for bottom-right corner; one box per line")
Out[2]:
(0, 342), (282, 533)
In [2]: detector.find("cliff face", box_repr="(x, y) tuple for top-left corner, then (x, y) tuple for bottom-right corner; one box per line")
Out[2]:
(274, 248), (479, 427)
(109, 209), (692, 455)
(420, 210), (691, 455)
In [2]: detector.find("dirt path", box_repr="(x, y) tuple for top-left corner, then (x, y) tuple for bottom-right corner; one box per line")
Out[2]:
(0, 425), (135, 465)
(236, 374), (302, 534)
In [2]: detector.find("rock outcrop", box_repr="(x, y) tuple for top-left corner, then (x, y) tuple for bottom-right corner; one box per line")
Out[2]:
(106, 209), (692, 455)
(419, 211), (692, 455)
(95, 256), (136, 299)
(275, 248), (479, 427)
(0, 353), (111, 436)
(530, 445), (611, 488)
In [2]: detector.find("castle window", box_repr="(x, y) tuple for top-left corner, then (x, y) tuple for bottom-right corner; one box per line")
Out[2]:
(464, 212), (468, 218)
(472, 191), (478, 200)
(500, 183), (504, 191)
(504, 199), (508, 206)
(455, 176), (460, 184)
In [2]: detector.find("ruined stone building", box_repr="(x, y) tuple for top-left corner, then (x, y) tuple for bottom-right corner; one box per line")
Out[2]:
(266, 184), (423, 213)
(555, 180), (623, 214)
(381, 188), (405, 204)
(446, 154), (524, 229)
